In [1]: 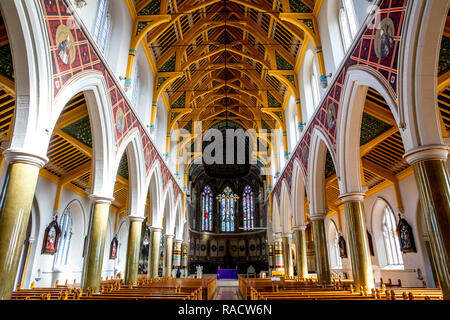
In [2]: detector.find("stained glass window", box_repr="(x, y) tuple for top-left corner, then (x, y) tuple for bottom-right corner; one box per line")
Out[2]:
(219, 187), (237, 232)
(201, 185), (213, 231)
(242, 185), (254, 231)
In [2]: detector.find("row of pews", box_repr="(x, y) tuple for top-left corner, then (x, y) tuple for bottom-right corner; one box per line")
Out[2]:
(12, 277), (217, 300)
(239, 276), (443, 300)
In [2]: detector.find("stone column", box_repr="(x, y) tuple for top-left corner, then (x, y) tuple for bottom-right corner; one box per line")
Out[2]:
(282, 234), (294, 277)
(81, 195), (114, 293)
(273, 238), (285, 275)
(148, 227), (162, 279)
(404, 145), (450, 299)
(311, 216), (332, 286)
(293, 226), (308, 279)
(182, 242), (188, 278)
(164, 234), (174, 277)
(0, 151), (47, 300)
(124, 216), (144, 285)
(339, 193), (374, 291)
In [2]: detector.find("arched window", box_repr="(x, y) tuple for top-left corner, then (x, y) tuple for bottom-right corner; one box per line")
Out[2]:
(339, 0), (358, 51)
(218, 186), (237, 232)
(382, 206), (403, 267)
(94, 0), (111, 53)
(201, 185), (213, 231)
(55, 209), (72, 266)
(242, 185), (254, 231)
(327, 222), (342, 269)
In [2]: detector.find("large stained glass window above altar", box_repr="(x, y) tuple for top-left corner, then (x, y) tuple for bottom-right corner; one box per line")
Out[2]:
(242, 185), (254, 231)
(218, 187), (238, 232)
(202, 185), (213, 231)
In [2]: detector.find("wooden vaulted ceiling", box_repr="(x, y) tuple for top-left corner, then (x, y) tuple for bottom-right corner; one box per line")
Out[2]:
(135, 0), (317, 134)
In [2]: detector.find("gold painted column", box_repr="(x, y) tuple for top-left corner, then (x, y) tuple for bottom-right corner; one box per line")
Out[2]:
(181, 242), (188, 278)
(268, 244), (274, 271)
(273, 238), (285, 275)
(148, 227), (162, 279)
(81, 195), (114, 293)
(164, 234), (174, 277)
(311, 216), (332, 286)
(339, 193), (374, 291)
(404, 145), (450, 299)
(172, 239), (182, 276)
(0, 151), (47, 300)
(124, 216), (144, 285)
(282, 234), (294, 277)
(293, 226), (308, 279)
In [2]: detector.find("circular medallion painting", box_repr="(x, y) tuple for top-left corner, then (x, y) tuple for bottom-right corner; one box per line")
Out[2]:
(116, 107), (125, 134)
(200, 244), (206, 251)
(211, 245), (217, 252)
(250, 244), (256, 251)
(219, 245), (225, 251)
(56, 24), (76, 66)
(326, 103), (337, 130)
(374, 18), (395, 60)
(239, 245), (245, 251)
(231, 245), (237, 252)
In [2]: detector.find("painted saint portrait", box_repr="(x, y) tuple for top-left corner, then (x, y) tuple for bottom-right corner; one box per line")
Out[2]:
(55, 24), (76, 66)
(397, 215), (417, 253)
(375, 18), (395, 60)
(41, 218), (61, 255)
(110, 236), (118, 259)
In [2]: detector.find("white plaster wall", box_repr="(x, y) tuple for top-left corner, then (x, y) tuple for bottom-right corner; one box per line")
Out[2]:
(21, 176), (121, 288)
(71, 0), (99, 34)
(154, 96), (168, 154)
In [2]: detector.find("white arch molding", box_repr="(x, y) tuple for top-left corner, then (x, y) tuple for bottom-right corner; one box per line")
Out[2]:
(336, 67), (400, 195)
(0, 1), (53, 161)
(114, 128), (147, 219)
(280, 181), (293, 234)
(308, 126), (338, 218)
(399, 0), (450, 151)
(53, 72), (117, 198)
(291, 159), (308, 226)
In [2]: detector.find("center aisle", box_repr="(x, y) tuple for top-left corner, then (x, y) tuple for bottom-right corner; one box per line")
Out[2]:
(212, 279), (243, 300)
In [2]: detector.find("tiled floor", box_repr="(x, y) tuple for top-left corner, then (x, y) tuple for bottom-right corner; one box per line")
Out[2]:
(213, 280), (242, 300)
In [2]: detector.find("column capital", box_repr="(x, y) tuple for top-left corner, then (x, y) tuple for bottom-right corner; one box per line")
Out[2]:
(339, 192), (365, 203)
(2, 149), (48, 168)
(165, 234), (174, 239)
(292, 225), (307, 231)
(128, 216), (145, 223)
(89, 194), (114, 204)
(282, 233), (293, 239)
(309, 215), (326, 221)
(403, 144), (450, 165)
(174, 239), (183, 244)
(149, 226), (163, 232)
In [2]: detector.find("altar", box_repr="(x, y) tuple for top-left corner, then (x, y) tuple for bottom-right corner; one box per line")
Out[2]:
(217, 269), (239, 280)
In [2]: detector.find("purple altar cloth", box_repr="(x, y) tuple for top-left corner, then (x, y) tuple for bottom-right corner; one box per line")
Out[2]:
(217, 269), (239, 280)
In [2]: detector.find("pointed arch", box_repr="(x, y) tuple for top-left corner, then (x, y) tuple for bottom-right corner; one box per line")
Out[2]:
(161, 181), (175, 234)
(114, 128), (147, 218)
(336, 67), (400, 195)
(52, 73), (117, 198)
(291, 159), (308, 226)
(272, 194), (282, 235)
(308, 126), (339, 218)
(144, 160), (163, 228)
(280, 181), (293, 234)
